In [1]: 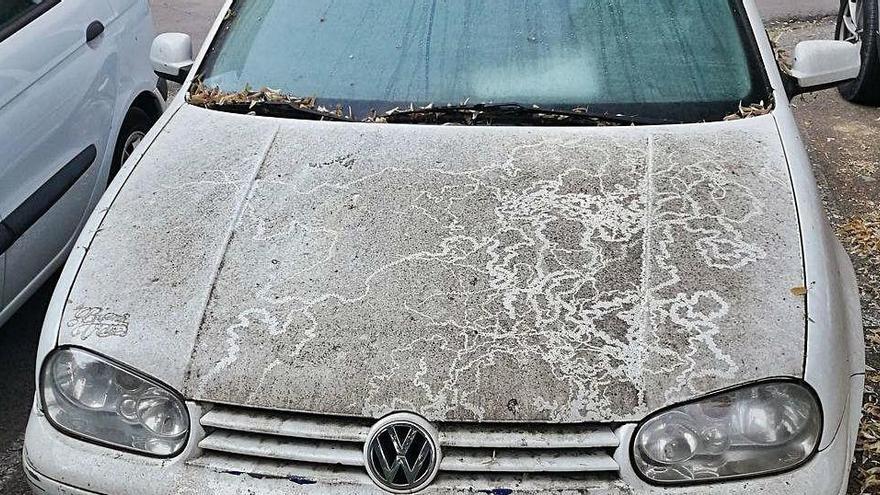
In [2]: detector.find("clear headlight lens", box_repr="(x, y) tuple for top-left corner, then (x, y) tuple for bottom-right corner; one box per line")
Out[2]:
(632, 381), (821, 484)
(41, 347), (189, 457)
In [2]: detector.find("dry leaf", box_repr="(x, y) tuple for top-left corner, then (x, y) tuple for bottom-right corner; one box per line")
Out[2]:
(725, 100), (774, 121)
(790, 286), (808, 296)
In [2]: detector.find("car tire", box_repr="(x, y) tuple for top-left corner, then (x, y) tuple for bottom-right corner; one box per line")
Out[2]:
(109, 107), (153, 184)
(836, 0), (880, 105)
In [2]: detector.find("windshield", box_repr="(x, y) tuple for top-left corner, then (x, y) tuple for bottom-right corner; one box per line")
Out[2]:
(198, 0), (770, 123)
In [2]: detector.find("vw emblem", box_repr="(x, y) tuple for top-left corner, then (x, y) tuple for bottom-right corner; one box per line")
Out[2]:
(364, 413), (441, 493)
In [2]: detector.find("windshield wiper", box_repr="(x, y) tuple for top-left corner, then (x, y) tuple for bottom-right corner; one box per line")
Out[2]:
(209, 100), (352, 122)
(187, 82), (353, 122)
(380, 103), (667, 126)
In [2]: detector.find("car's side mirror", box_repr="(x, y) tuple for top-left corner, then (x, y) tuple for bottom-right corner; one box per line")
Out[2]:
(786, 40), (861, 96)
(150, 33), (194, 85)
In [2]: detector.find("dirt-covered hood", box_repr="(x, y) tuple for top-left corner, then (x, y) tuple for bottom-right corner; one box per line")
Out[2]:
(59, 104), (806, 422)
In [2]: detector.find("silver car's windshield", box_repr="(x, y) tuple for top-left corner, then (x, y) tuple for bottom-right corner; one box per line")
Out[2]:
(198, 0), (770, 123)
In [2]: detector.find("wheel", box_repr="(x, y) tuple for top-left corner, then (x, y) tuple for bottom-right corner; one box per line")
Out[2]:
(836, 0), (880, 105)
(109, 107), (153, 184)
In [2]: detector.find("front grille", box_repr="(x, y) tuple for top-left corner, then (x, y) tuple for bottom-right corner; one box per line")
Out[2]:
(192, 404), (621, 489)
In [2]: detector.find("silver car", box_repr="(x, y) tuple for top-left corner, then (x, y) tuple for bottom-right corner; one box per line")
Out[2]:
(23, 0), (866, 493)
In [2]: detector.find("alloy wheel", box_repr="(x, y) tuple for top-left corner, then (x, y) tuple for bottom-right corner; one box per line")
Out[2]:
(838, 0), (864, 42)
(121, 131), (145, 164)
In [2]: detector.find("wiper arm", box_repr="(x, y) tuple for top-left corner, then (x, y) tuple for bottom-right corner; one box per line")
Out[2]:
(380, 103), (666, 126)
(187, 83), (352, 122)
(208, 100), (351, 122)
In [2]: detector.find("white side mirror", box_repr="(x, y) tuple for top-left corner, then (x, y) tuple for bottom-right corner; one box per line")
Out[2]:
(789, 40), (861, 91)
(150, 33), (194, 84)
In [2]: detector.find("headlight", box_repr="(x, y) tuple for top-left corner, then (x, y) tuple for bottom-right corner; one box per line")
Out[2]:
(41, 347), (189, 457)
(632, 381), (821, 484)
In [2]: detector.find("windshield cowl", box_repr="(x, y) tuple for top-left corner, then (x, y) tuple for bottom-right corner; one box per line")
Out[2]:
(373, 103), (670, 126)
(187, 88), (665, 126)
(189, 81), (762, 127)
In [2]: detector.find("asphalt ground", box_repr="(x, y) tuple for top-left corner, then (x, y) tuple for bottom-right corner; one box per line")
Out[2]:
(0, 3), (875, 494)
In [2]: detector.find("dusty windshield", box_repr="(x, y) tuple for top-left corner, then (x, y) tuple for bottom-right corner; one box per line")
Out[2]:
(197, 0), (770, 124)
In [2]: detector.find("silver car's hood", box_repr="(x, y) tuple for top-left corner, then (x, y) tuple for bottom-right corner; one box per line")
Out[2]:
(59, 104), (805, 422)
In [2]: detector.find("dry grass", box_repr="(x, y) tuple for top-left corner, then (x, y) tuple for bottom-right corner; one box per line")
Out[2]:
(841, 215), (880, 259)
(840, 214), (880, 305)
(840, 214), (880, 494)
(188, 81), (317, 109)
(724, 100), (773, 121)
(852, 336), (880, 494)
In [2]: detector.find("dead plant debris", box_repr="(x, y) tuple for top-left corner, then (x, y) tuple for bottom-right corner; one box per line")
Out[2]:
(840, 214), (880, 308)
(724, 100), (773, 121)
(188, 86), (637, 126)
(844, 215), (880, 494)
(767, 30), (792, 74)
(188, 81), (315, 109)
(852, 340), (880, 494)
(187, 81), (355, 120)
(841, 215), (880, 260)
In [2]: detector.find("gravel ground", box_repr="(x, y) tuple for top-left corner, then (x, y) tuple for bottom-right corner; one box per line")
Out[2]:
(0, 9), (876, 495)
(757, 0), (836, 20)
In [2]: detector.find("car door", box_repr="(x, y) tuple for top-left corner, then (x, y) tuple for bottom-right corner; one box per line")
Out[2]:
(0, 0), (118, 311)
(104, 0), (138, 14)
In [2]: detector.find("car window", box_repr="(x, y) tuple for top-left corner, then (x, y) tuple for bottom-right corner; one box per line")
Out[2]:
(0, 0), (60, 42)
(199, 0), (770, 123)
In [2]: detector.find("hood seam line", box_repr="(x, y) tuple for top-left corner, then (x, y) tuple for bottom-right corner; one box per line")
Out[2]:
(183, 125), (281, 397)
(771, 114), (809, 379)
(637, 134), (654, 410)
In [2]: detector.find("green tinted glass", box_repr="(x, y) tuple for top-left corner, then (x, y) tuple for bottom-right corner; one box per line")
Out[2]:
(200, 0), (767, 122)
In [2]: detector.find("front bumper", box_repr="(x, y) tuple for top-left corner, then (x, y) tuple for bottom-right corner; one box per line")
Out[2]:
(24, 375), (862, 495)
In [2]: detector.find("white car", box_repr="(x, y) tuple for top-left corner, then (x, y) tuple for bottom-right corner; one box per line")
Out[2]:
(0, 0), (164, 327)
(23, 0), (866, 494)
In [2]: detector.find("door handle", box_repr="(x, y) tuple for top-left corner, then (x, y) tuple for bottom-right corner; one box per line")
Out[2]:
(86, 21), (104, 43)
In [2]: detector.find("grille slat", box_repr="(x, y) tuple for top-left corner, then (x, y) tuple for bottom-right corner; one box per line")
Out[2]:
(199, 430), (364, 467)
(190, 453), (619, 491)
(201, 407), (371, 443)
(439, 424), (619, 449)
(439, 447), (619, 473)
(196, 404), (620, 485)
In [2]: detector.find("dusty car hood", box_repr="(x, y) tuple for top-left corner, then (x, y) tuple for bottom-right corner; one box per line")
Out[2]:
(60, 104), (805, 422)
